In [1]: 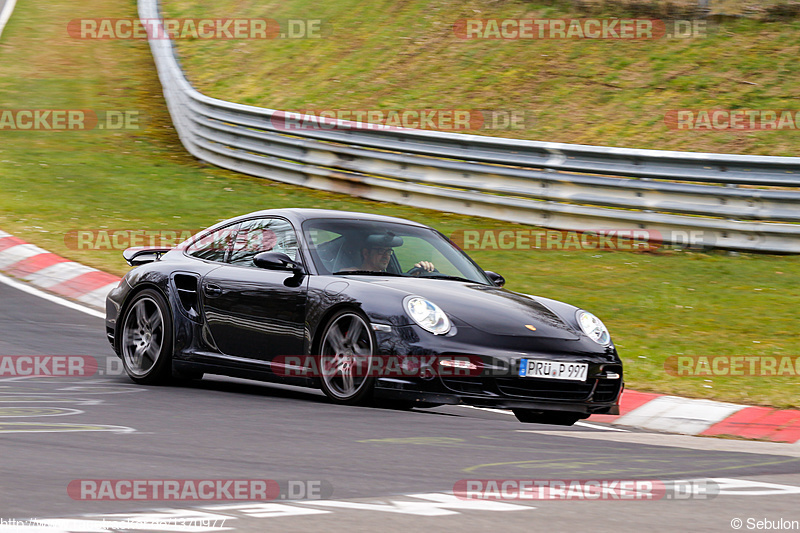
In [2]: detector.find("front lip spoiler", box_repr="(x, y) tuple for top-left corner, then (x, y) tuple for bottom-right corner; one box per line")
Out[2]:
(373, 386), (620, 415)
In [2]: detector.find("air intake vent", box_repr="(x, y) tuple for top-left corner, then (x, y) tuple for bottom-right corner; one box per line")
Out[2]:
(174, 274), (200, 321)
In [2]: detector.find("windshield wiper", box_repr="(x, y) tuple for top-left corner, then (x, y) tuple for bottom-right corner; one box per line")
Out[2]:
(419, 274), (476, 283)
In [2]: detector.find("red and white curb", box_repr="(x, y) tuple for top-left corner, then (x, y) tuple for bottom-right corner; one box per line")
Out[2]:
(590, 390), (800, 444)
(1, 230), (798, 444)
(0, 230), (121, 310)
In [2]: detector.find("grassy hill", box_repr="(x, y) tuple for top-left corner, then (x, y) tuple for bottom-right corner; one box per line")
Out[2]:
(161, 0), (800, 156)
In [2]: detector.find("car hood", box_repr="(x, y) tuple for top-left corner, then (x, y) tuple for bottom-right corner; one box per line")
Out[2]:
(365, 277), (581, 341)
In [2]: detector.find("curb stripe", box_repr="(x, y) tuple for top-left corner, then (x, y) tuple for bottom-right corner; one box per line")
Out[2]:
(0, 231), (122, 314)
(0, 244), (49, 269)
(589, 389), (661, 423)
(4, 252), (70, 277)
(23, 261), (97, 288)
(614, 396), (747, 435)
(702, 407), (800, 443)
(77, 281), (120, 309)
(48, 271), (122, 299)
(0, 236), (26, 252)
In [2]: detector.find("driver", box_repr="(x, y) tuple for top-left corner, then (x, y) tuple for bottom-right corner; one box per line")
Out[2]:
(346, 232), (435, 274)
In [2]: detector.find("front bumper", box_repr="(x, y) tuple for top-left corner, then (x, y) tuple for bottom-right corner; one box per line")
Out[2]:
(372, 373), (622, 415)
(370, 322), (623, 414)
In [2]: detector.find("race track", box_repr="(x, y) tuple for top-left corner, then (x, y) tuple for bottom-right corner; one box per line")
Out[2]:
(1, 280), (799, 532)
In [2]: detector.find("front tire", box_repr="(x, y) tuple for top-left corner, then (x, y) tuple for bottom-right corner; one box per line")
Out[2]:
(318, 310), (376, 405)
(120, 289), (173, 385)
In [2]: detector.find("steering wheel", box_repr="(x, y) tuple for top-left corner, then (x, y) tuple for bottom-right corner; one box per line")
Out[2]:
(406, 265), (439, 276)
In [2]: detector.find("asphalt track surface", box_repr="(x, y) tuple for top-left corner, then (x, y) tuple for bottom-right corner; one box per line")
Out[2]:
(1, 280), (799, 532)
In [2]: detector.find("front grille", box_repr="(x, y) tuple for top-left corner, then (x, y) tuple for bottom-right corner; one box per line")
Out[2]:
(594, 379), (623, 402)
(441, 378), (498, 396)
(496, 377), (595, 401)
(441, 368), (622, 403)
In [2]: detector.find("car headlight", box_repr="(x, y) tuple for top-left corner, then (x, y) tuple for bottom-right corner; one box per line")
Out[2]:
(576, 310), (610, 345)
(404, 296), (451, 335)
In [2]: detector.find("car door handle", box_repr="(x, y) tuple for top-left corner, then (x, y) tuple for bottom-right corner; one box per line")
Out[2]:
(204, 284), (223, 297)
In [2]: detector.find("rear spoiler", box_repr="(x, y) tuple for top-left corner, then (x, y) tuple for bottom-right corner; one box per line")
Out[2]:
(123, 247), (173, 266)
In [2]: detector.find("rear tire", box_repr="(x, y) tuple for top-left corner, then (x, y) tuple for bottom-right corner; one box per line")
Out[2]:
(120, 289), (173, 385)
(512, 409), (584, 426)
(318, 310), (376, 405)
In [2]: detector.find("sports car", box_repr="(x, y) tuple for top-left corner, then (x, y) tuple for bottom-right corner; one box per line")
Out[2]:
(105, 209), (622, 425)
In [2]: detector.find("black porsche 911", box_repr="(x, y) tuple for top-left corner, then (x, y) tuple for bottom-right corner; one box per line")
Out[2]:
(105, 209), (622, 425)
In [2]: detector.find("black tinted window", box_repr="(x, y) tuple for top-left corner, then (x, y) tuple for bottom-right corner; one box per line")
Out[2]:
(228, 218), (299, 268)
(185, 223), (239, 263)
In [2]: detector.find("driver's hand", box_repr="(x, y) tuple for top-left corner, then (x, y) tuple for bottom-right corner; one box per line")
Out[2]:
(414, 261), (435, 272)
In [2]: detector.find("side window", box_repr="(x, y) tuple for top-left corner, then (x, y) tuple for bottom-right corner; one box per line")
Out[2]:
(228, 218), (299, 268)
(185, 223), (239, 263)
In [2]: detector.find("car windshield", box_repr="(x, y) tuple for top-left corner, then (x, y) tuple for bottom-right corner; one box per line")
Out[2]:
(302, 218), (490, 283)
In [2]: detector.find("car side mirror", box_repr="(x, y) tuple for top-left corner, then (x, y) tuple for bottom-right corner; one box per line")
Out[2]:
(253, 252), (304, 275)
(485, 271), (505, 287)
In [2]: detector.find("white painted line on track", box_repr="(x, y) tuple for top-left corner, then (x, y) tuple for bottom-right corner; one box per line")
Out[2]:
(0, 272), (106, 319)
(22, 480), (800, 533)
(517, 430), (800, 456)
(574, 421), (629, 432)
(462, 406), (514, 416)
(0, 421), (135, 434)
(462, 405), (628, 431)
(0, 407), (83, 418)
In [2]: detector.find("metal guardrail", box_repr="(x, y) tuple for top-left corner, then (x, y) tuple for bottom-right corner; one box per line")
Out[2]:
(0, 0), (18, 41)
(140, 0), (800, 253)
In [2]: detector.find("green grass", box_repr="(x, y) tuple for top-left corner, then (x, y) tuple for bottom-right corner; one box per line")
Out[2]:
(160, 0), (800, 156)
(0, 0), (799, 408)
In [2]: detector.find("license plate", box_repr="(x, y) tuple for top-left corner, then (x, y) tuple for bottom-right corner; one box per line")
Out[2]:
(519, 359), (588, 381)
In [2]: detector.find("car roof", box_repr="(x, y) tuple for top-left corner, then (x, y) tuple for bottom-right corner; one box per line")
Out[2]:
(230, 208), (429, 228)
